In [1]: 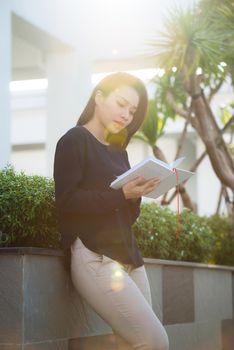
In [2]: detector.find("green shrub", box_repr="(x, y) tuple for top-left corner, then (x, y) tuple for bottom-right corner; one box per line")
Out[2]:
(0, 165), (60, 248)
(205, 214), (234, 266)
(0, 165), (233, 267)
(133, 202), (215, 263)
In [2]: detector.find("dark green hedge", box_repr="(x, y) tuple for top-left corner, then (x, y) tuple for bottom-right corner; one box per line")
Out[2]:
(132, 203), (214, 263)
(205, 214), (234, 266)
(0, 165), (233, 266)
(132, 203), (233, 265)
(0, 165), (60, 248)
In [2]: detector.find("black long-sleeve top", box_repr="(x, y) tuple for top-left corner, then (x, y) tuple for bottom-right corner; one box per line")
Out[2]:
(53, 125), (144, 271)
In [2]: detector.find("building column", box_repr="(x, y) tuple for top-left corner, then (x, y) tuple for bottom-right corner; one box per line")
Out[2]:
(46, 52), (92, 178)
(0, 5), (11, 169)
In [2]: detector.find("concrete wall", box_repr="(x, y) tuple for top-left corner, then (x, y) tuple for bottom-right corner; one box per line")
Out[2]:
(0, 249), (233, 349)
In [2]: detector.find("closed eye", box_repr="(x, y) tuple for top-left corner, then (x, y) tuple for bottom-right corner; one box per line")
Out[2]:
(117, 100), (136, 115)
(117, 101), (125, 107)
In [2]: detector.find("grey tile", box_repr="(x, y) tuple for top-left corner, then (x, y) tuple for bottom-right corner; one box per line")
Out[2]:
(194, 269), (232, 322)
(166, 323), (199, 350)
(0, 255), (23, 343)
(68, 285), (92, 338)
(197, 320), (222, 350)
(69, 334), (117, 350)
(166, 321), (221, 350)
(23, 255), (70, 342)
(222, 319), (234, 350)
(0, 346), (21, 350)
(0, 247), (63, 257)
(24, 339), (68, 350)
(68, 281), (112, 338)
(162, 266), (194, 325)
(144, 264), (163, 321)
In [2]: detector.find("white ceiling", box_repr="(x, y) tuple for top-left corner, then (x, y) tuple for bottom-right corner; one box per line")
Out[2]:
(10, 0), (197, 79)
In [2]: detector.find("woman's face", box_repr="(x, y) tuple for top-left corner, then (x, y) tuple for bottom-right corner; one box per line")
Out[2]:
(95, 85), (139, 134)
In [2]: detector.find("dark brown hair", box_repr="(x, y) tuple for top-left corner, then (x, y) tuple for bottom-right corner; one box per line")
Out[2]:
(76, 72), (148, 148)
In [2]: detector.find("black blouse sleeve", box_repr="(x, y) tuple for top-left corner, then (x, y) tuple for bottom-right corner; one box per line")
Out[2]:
(127, 197), (142, 224)
(53, 130), (128, 216)
(123, 151), (142, 224)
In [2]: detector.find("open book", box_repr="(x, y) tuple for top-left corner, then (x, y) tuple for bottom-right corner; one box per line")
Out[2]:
(110, 156), (194, 199)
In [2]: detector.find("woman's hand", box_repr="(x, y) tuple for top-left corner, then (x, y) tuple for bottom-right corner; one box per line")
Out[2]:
(122, 176), (160, 200)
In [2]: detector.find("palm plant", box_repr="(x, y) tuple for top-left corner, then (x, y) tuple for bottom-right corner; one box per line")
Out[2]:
(144, 0), (234, 216)
(134, 98), (195, 211)
(134, 99), (169, 161)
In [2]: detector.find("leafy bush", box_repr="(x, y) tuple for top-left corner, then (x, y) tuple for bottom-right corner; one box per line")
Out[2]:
(0, 165), (60, 248)
(205, 214), (234, 266)
(0, 165), (233, 267)
(133, 202), (215, 264)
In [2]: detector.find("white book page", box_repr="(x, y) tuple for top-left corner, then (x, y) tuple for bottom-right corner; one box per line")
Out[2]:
(144, 168), (194, 199)
(110, 157), (172, 189)
(116, 156), (170, 178)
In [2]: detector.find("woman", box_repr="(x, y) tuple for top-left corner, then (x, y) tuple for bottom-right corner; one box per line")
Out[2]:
(53, 72), (169, 350)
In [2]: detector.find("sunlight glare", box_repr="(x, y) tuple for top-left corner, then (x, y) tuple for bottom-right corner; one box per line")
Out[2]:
(92, 68), (158, 86)
(110, 263), (125, 292)
(10, 79), (48, 92)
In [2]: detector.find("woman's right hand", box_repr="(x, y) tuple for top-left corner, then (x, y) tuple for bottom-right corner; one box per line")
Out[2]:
(122, 176), (160, 200)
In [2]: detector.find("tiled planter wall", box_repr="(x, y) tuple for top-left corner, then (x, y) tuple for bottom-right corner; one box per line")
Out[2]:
(0, 248), (233, 350)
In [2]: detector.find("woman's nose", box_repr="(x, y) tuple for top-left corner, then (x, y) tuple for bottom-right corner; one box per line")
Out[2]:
(121, 108), (130, 120)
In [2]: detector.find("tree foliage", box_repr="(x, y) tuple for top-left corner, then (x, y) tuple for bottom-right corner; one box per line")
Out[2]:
(143, 0), (234, 215)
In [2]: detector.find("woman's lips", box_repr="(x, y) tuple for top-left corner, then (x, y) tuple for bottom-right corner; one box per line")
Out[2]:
(114, 121), (125, 127)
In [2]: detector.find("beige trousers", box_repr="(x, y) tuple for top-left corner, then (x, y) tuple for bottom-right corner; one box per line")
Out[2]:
(70, 237), (169, 350)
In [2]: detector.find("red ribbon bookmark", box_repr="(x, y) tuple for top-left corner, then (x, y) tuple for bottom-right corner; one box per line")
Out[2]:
(172, 168), (180, 240)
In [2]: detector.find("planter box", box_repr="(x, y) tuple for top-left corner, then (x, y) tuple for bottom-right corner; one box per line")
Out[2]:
(0, 248), (233, 350)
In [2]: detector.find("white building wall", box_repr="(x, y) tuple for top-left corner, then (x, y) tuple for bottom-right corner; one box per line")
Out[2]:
(45, 52), (92, 178)
(11, 149), (46, 176)
(11, 109), (46, 145)
(10, 89), (47, 175)
(0, 2), (11, 169)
